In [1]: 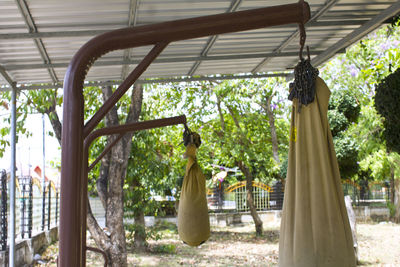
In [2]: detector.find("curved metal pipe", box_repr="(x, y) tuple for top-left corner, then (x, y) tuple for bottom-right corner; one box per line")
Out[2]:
(60, 2), (310, 266)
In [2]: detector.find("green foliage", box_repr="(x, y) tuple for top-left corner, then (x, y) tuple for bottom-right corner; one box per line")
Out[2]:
(279, 155), (288, 179)
(123, 93), (186, 219)
(125, 223), (162, 242)
(359, 149), (391, 181)
(328, 89), (360, 137)
(327, 110), (348, 136)
(328, 90), (360, 124)
(320, 22), (400, 182)
(333, 134), (359, 178)
(152, 244), (176, 254)
(327, 88), (360, 179)
(387, 201), (396, 218)
(146, 78), (290, 185)
(374, 67), (400, 154)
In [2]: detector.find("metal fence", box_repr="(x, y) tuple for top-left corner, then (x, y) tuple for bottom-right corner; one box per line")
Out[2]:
(207, 181), (284, 212)
(0, 170), (59, 251)
(208, 179), (389, 212)
(342, 180), (390, 206)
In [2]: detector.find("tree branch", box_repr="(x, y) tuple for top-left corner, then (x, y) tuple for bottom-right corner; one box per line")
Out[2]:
(101, 85), (120, 127)
(226, 105), (242, 132)
(216, 95), (225, 133)
(97, 152), (111, 209)
(46, 108), (62, 145)
(95, 84), (122, 208)
(264, 95), (280, 164)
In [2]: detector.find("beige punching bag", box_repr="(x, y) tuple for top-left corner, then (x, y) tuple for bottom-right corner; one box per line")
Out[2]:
(279, 72), (356, 266)
(178, 131), (210, 246)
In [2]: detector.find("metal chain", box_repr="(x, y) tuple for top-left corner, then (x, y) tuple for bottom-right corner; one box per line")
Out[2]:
(183, 126), (202, 148)
(288, 59), (319, 112)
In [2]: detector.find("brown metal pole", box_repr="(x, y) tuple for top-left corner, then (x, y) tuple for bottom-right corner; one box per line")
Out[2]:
(60, 2), (310, 266)
(84, 42), (169, 137)
(81, 115), (186, 264)
(60, 65), (84, 267)
(85, 115), (187, 147)
(87, 115), (187, 172)
(87, 134), (124, 172)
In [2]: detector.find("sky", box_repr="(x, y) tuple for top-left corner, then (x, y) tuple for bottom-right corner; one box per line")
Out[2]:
(0, 112), (61, 176)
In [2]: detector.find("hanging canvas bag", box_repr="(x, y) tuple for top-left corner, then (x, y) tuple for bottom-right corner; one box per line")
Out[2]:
(178, 131), (210, 246)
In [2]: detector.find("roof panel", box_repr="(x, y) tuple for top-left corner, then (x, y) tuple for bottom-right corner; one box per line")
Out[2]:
(0, 0), (27, 33)
(0, 0), (399, 89)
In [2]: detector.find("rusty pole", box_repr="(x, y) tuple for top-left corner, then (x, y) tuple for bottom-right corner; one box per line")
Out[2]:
(60, 2), (310, 266)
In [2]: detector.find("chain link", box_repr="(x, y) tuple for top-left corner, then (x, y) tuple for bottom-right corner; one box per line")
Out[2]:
(288, 59), (319, 112)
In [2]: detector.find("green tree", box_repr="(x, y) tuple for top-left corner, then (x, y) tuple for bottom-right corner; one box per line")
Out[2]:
(149, 78), (290, 235)
(327, 89), (361, 179)
(123, 97), (187, 249)
(0, 84), (143, 266)
(320, 21), (400, 219)
(375, 67), (400, 222)
(85, 84), (143, 266)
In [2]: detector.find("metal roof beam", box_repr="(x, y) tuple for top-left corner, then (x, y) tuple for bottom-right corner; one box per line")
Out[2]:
(0, 65), (17, 89)
(312, 1), (400, 66)
(6, 72), (289, 91)
(0, 30), (110, 39)
(251, 0), (339, 73)
(15, 0), (58, 83)
(0, 20), (369, 40)
(121, 0), (140, 80)
(187, 0), (243, 76)
(4, 51), (321, 71)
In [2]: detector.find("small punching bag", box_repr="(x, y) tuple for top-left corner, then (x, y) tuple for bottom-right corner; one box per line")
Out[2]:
(178, 130), (210, 246)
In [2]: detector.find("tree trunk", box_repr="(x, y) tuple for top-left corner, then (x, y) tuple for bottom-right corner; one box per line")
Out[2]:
(390, 168), (395, 205)
(46, 109), (62, 145)
(238, 161), (263, 236)
(85, 84), (143, 267)
(225, 101), (263, 236)
(42, 84), (143, 266)
(394, 179), (400, 223)
(133, 211), (147, 251)
(129, 176), (148, 252)
(105, 155), (128, 266)
(216, 95), (225, 132)
(265, 95), (280, 164)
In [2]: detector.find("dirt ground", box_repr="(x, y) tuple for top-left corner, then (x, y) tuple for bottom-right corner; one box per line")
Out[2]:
(37, 221), (399, 267)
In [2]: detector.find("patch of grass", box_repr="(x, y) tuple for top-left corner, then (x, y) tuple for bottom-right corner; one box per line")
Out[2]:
(35, 221), (400, 267)
(152, 220), (178, 232)
(151, 244), (176, 254)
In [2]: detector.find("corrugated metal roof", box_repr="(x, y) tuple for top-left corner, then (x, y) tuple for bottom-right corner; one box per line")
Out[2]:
(0, 0), (399, 89)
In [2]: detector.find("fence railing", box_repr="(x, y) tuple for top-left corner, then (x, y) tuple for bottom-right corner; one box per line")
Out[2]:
(207, 181), (284, 212)
(207, 179), (389, 212)
(342, 180), (390, 206)
(0, 170), (59, 251)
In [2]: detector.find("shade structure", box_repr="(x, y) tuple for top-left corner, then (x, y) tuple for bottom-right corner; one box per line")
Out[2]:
(178, 143), (210, 246)
(1, 0), (400, 90)
(279, 77), (356, 267)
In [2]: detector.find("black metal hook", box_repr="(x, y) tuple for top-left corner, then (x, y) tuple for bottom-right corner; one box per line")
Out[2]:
(298, 22), (306, 61)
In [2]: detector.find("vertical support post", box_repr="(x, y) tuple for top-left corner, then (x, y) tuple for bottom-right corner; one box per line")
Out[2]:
(60, 70), (85, 267)
(55, 190), (59, 225)
(9, 86), (17, 266)
(42, 114), (46, 231)
(28, 177), (33, 238)
(20, 178), (26, 239)
(0, 170), (7, 251)
(48, 184), (51, 230)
